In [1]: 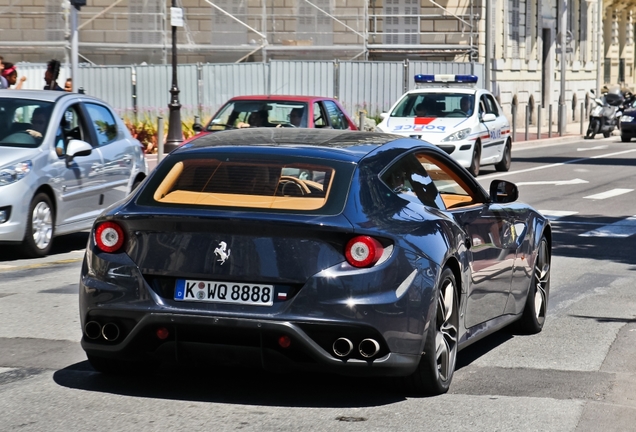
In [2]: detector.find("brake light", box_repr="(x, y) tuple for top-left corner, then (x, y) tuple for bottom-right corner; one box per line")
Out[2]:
(345, 236), (384, 268)
(94, 221), (125, 253)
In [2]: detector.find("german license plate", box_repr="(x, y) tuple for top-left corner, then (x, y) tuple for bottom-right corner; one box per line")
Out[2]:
(174, 279), (274, 306)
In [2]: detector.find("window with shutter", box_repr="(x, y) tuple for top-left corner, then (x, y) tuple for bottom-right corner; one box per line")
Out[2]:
(211, 0), (248, 46)
(128, 0), (162, 45)
(510, 0), (520, 59)
(383, 0), (420, 45)
(46, 0), (64, 41)
(296, 0), (333, 46)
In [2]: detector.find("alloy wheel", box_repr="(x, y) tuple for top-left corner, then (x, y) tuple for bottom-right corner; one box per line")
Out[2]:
(31, 201), (53, 250)
(436, 279), (458, 381)
(533, 240), (550, 324)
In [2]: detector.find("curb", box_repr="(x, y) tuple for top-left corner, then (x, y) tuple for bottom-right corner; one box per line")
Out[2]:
(512, 133), (583, 149)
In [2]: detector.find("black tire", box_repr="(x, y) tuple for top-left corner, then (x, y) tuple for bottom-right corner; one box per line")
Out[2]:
(405, 267), (459, 395)
(468, 141), (481, 177)
(494, 139), (512, 172)
(621, 135), (631, 142)
(20, 193), (54, 258)
(585, 120), (598, 139)
(603, 131), (611, 138)
(514, 236), (550, 334)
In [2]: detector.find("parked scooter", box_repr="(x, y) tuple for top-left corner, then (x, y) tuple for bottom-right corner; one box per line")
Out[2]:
(585, 87), (623, 139)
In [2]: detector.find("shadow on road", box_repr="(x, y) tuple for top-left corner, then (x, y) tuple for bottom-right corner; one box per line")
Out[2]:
(510, 155), (636, 167)
(549, 215), (636, 266)
(53, 325), (519, 406)
(455, 330), (513, 370)
(53, 361), (410, 407)
(0, 232), (88, 262)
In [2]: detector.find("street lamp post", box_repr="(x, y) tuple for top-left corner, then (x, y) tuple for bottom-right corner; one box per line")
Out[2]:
(558, 0), (568, 136)
(69, 0), (85, 92)
(164, 1), (183, 153)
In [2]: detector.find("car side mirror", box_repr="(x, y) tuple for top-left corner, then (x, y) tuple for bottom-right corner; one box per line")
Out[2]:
(481, 113), (496, 122)
(489, 179), (518, 203)
(65, 139), (92, 167)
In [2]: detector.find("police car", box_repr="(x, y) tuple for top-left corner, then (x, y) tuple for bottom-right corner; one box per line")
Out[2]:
(376, 74), (511, 176)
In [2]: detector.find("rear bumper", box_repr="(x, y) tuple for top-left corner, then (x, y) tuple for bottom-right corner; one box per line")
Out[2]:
(80, 312), (422, 377)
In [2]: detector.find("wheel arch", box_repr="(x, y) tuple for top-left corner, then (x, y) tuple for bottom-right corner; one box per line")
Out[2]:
(442, 256), (462, 300)
(32, 184), (57, 221)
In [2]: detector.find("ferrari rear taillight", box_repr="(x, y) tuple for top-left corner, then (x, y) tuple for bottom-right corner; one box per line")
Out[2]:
(94, 221), (125, 253)
(345, 236), (384, 268)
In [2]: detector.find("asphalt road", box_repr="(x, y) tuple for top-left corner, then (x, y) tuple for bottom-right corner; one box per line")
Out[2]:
(1, 135), (636, 431)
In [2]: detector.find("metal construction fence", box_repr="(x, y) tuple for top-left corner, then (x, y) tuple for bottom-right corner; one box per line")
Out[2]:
(15, 60), (484, 122)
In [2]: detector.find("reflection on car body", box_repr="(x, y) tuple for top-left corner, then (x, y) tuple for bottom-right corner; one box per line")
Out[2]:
(79, 128), (551, 395)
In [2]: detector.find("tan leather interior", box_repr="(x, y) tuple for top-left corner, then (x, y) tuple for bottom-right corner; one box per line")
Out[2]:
(154, 161), (184, 200)
(157, 190), (327, 210)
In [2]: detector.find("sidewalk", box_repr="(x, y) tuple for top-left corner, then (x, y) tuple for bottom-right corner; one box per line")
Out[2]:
(512, 119), (585, 144)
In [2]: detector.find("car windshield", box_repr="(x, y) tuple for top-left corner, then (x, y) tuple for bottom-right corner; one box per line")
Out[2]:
(390, 93), (475, 119)
(0, 99), (55, 148)
(206, 100), (309, 131)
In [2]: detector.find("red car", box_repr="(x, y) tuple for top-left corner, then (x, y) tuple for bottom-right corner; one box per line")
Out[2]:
(191, 95), (358, 139)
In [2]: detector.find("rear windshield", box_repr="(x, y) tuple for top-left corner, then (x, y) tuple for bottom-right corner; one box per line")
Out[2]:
(0, 99), (55, 148)
(137, 153), (355, 215)
(207, 100), (309, 131)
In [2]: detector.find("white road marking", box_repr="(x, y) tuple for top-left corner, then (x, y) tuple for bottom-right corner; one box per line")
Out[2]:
(577, 145), (608, 151)
(479, 148), (636, 180)
(583, 189), (633, 200)
(517, 178), (588, 186)
(538, 210), (579, 219)
(0, 367), (14, 374)
(580, 216), (636, 237)
(0, 264), (15, 270)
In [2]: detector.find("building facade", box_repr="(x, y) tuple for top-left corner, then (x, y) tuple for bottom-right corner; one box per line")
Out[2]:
(1, 1), (635, 125)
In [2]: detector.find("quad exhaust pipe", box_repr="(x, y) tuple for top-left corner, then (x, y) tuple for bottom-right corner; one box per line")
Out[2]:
(84, 321), (120, 342)
(358, 338), (380, 358)
(84, 321), (102, 340)
(332, 337), (380, 358)
(102, 322), (120, 341)
(332, 338), (353, 357)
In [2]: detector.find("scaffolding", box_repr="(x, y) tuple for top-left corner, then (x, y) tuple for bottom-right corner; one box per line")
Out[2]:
(0, 0), (478, 65)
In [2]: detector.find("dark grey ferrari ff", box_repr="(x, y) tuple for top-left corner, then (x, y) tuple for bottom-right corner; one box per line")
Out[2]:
(79, 128), (551, 395)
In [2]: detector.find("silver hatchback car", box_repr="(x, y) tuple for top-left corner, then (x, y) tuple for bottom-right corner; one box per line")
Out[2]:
(0, 90), (147, 257)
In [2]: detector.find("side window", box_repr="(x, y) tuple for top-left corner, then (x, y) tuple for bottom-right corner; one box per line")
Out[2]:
(56, 105), (87, 156)
(484, 95), (500, 116)
(85, 103), (119, 146)
(323, 101), (347, 130)
(479, 96), (488, 117)
(381, 154), (444, 209)
(313, 102), (327, 128)
(414, 153), (483, 210)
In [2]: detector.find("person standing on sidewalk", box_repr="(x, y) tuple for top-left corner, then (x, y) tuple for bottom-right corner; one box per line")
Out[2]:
(2, 62), (26, 89)
(43, 59), (64, 91)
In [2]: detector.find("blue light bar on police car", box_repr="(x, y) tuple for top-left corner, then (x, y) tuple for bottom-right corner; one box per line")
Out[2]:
(414, 74), (479, 84)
